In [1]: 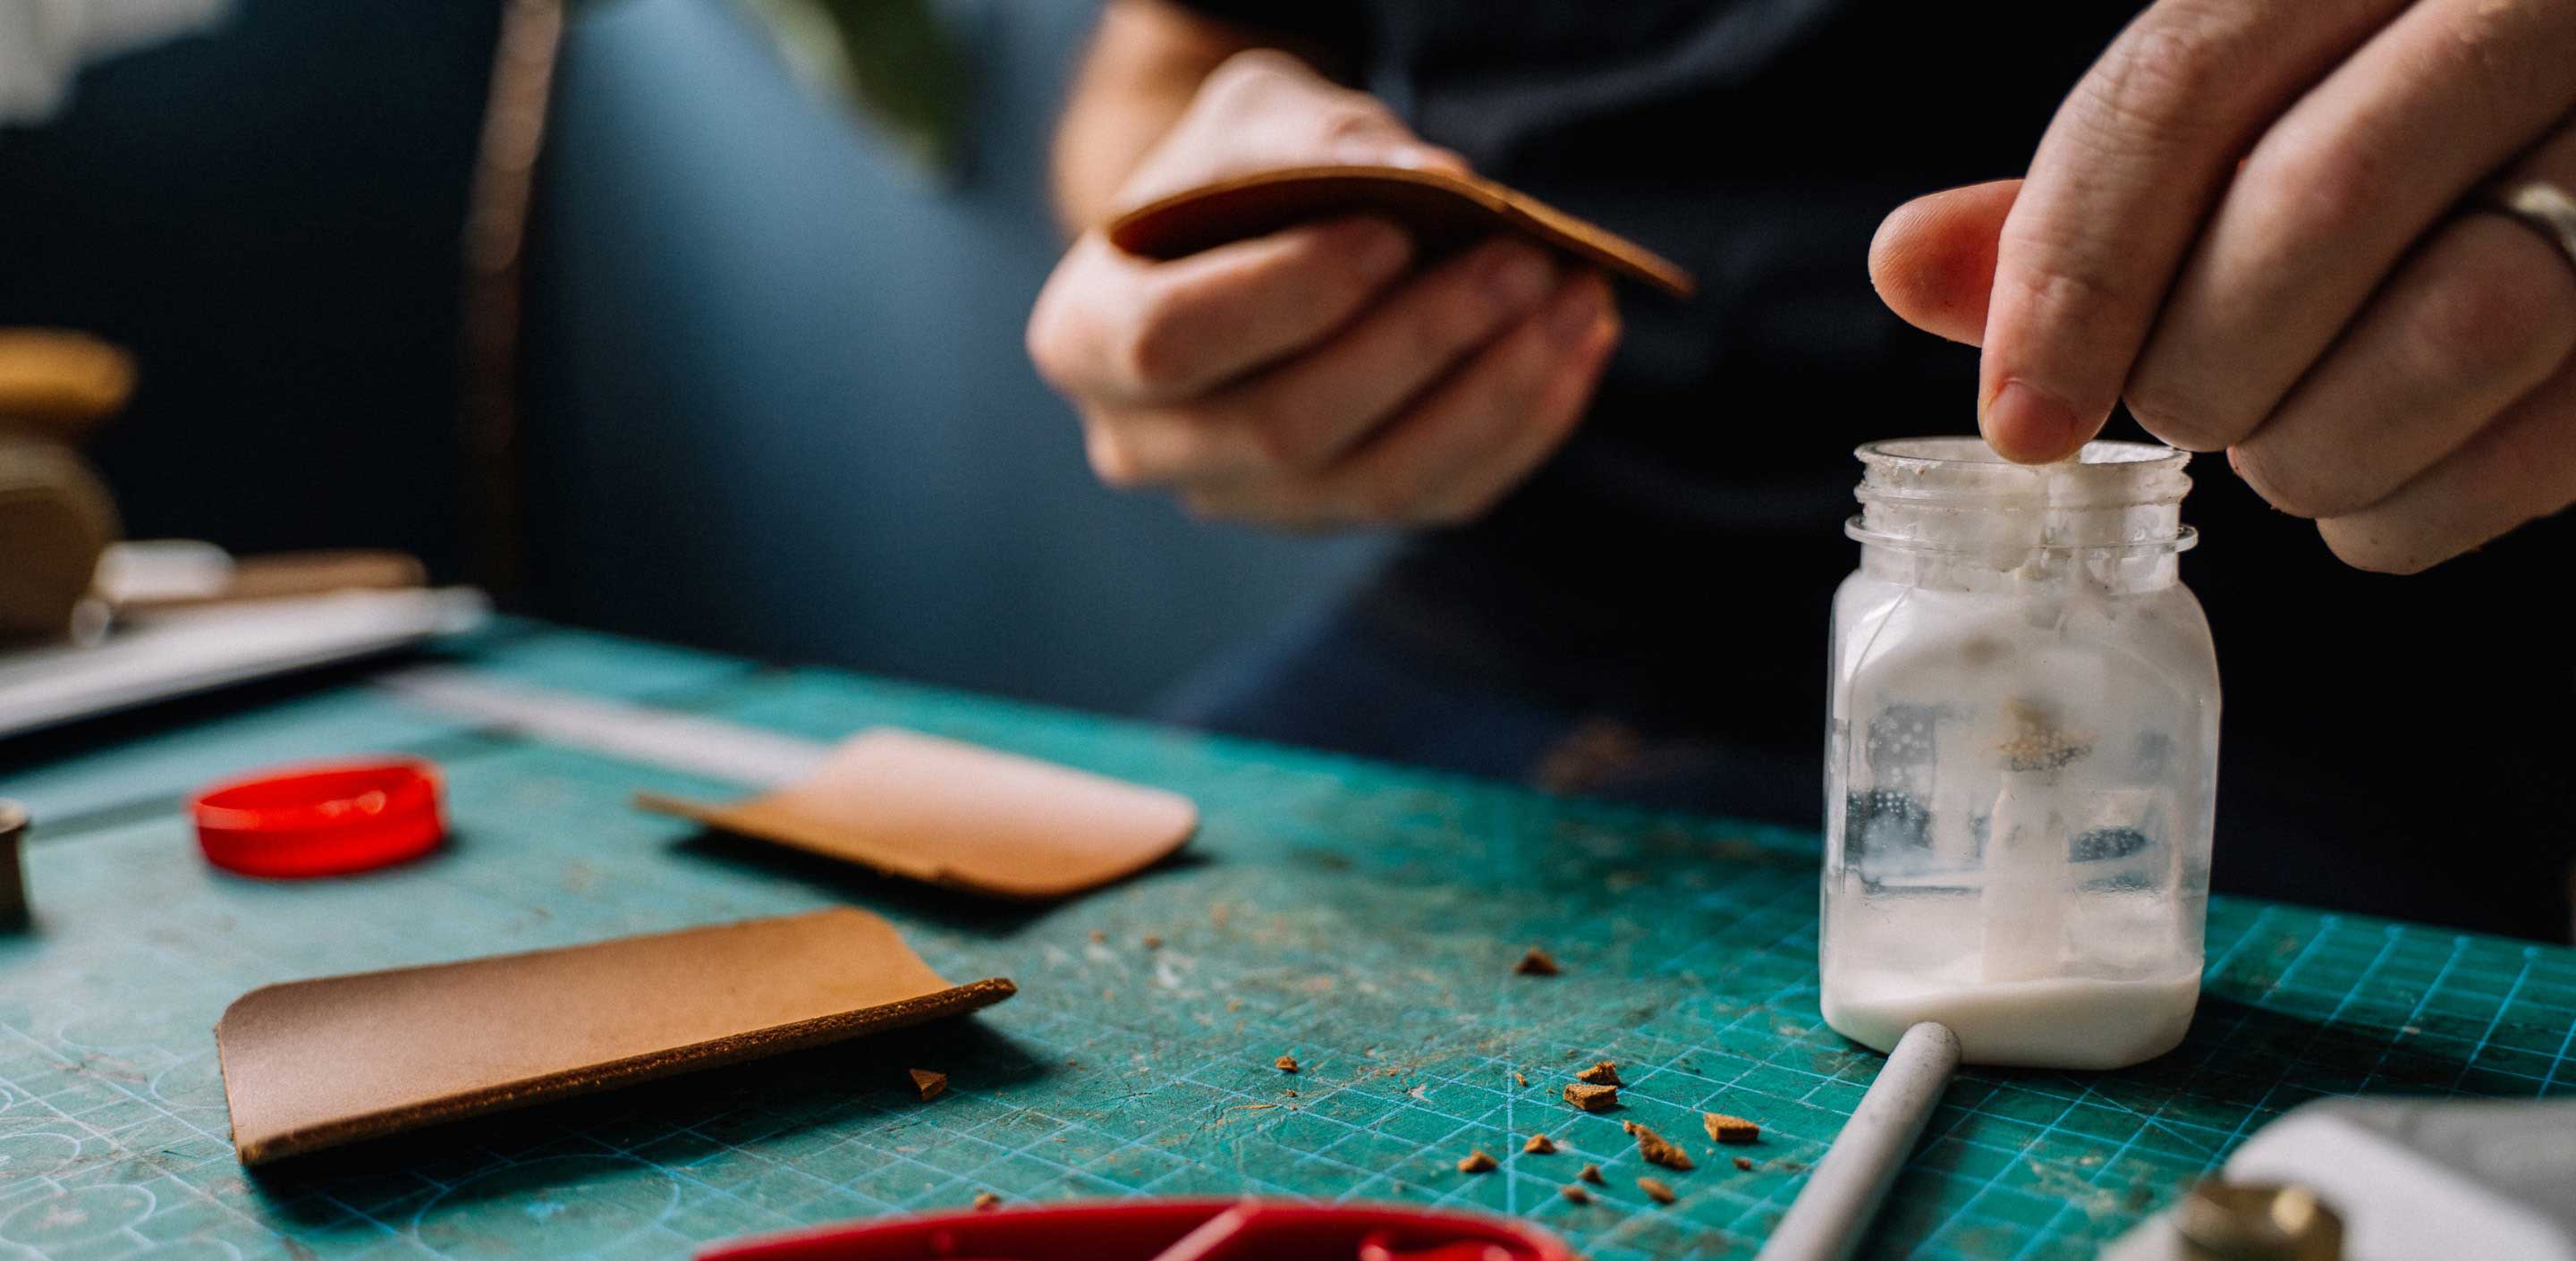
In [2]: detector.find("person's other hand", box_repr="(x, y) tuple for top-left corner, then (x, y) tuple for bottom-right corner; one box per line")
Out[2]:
(1869, 0), (2576, 572)
(1027, 51), (1621, 529)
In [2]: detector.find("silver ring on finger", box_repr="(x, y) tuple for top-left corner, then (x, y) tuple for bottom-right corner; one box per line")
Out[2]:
(2471, 177), (2576, 278)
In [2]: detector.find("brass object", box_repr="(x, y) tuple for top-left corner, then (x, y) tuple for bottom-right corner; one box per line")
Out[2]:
(2175, 1181), (2344, 1261)
(0, 329), (135, 435)
(1, 328), (131, 641)
(0, 436), (118, 641)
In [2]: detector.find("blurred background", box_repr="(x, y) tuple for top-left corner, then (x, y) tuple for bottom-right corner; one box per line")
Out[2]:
(0, 0), (1385, 714)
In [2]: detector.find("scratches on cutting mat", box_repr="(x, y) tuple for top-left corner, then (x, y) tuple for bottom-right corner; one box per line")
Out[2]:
(2021, 1157), (2125, 1220)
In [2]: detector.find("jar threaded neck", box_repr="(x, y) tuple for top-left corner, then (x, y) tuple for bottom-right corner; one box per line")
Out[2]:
(1852, 437), (2193, 557)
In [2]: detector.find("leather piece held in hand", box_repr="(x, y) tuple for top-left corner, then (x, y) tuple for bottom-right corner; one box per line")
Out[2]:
(216, 908), (1013, 1165)
(1106, 165), (1696, 300)
(635, 728), (1198, 901)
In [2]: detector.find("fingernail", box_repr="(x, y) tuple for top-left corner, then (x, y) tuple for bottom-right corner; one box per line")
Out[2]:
(1385, 145), (1463, 173)
(1485, 244), (1554, 313)
(1546, 276), (1606, 344)
(1980, 378), (2084, 462)
(1350, 222), (1412, 282)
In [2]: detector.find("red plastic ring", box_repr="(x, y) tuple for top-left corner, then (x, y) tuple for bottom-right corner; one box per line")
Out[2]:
(190, 757), (445, 877)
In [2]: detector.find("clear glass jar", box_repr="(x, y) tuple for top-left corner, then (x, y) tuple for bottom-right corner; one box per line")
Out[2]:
(1819, 437), (2218, 1069)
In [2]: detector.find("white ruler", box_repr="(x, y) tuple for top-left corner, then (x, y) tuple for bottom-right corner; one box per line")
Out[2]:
(0, 589), (487, 741)
(374, 664), (831, 787)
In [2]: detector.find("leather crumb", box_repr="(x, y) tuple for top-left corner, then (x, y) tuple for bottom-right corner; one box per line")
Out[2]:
(1704, 1112), (1760, 1144)
(1275, 1054), (1299, 1072)
(1514, 1071), (1529, 1088)
(1524, 1133), (1556, 1155)
(971, 1190), (1000, 1210)
(1513, 948), (1560, 976)
(909, 1069), (947, 1101)
(1623, 1120), (1694, 1170)
(1638, 1176), (1677, 1205)
(1733, 1155), (1754, 1172)
(1088, 929), (1106, 944)
(1574, 1060), (1622, 1086)
(1457, 1149), (1498, 1173)
(1563, 1082), (1619, 1112)
(1560, 1184), (1590, 1204)
(1579, 1163), (1605, 1184)
(1142, 934), (1163, 948)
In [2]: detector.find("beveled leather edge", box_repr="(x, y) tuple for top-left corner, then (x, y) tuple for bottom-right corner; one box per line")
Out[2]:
(1106, 164), (1696, 299)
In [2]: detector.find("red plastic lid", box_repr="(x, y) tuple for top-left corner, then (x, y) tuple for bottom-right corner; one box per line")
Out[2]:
(697, 1198), (1577, 1261)
(190, 757), (445, 877)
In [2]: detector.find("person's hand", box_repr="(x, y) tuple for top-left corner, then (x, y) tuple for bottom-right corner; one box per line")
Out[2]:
(1869, 0), (2576, 572)
(1027, 51), (1621, 529)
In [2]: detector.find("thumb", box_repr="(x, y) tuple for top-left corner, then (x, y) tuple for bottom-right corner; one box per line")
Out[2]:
(1327, 132), (1471, 177)
(1868, 178), (2021, 348)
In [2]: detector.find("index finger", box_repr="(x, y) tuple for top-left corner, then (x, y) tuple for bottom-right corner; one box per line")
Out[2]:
(1979, 0), (2404, 461)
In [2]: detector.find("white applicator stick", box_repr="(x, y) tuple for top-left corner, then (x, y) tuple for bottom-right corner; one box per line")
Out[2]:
(1757, 1021), (1962, 1261)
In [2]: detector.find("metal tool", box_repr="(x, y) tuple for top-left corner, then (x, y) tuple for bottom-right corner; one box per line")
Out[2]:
(1756, 1021), (1962, 1261)
(376, 664), (826, 786)
(2102, 1096), (2576, 1261)
(2168, 1181), (2344, 1261)
(0, 587), (487, 740)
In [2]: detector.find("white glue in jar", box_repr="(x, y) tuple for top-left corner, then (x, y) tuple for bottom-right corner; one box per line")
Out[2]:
(1820, 437), (2218, 1070)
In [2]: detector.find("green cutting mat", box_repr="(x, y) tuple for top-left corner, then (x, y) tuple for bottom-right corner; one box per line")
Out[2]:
(2, 623), (2570, 1261)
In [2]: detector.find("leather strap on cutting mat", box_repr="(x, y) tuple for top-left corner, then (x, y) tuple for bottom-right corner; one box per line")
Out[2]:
(216, 907), (1014, 1164)
(637, 727), (1198, 900)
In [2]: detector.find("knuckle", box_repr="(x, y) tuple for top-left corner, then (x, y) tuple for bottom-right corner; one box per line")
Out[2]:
(1300, 239), (1394, 318)
(1411, 282), (1501, 360)
(1495, 321), (1567, 389)
(1023, 290), (1080, 392)
(2122, 375), (2236, 452)
(2228, 442), (2351, 520)
(1082, 422), (1149, 490)
(1199, 49), (1301, 105)
(1026, 326), (1072, 394)
(2078, 14), (2242, 149)
(2407, 259), (2567, 382)
(1115, 300), (1197, 395)
(1076, 427), (1138, 488)
(2244, 131), (2379, 249)
(2397, 8), (2526, 140)
(1241, 408), (1321, 473)
(1995, 234), (2151, 328)
(1316, 98), (1397, 145)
